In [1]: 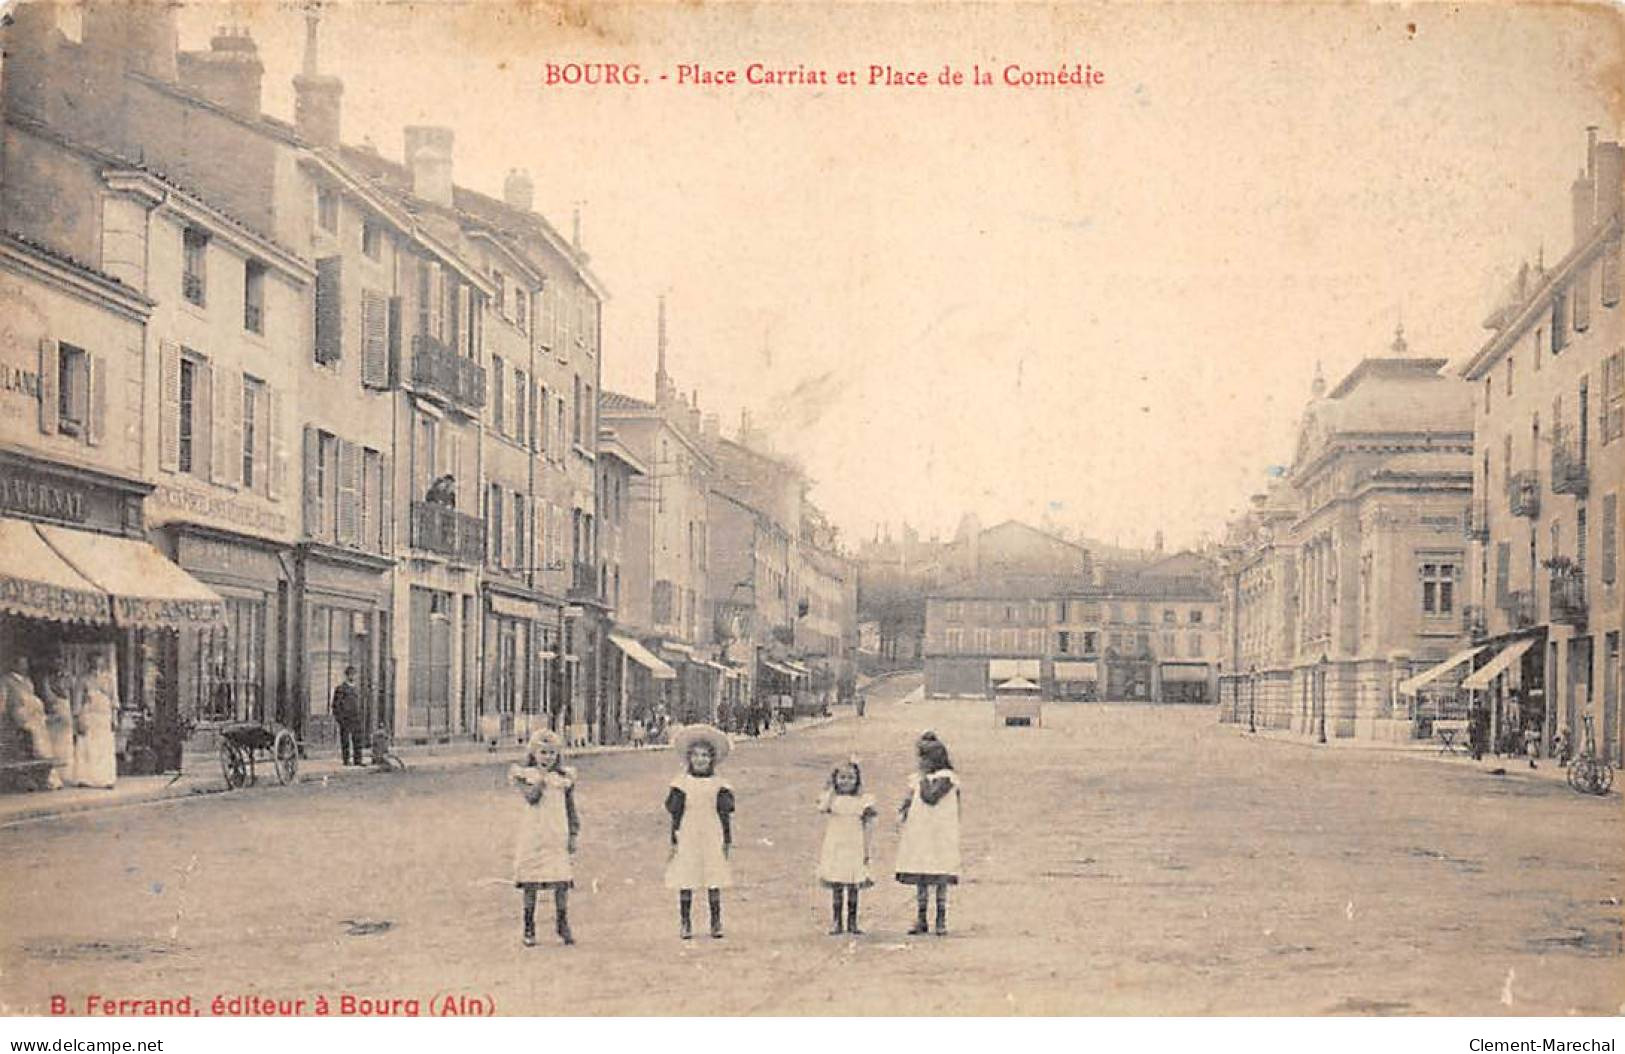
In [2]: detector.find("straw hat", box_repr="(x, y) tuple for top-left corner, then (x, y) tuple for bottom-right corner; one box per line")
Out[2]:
(669, 723), (731, 764)
(527, 729), (564, 754)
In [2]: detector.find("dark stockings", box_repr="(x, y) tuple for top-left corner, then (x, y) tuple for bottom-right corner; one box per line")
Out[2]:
(679, 888), (724, 939)
(912, 881), (948, 934)
(522, 886), (572, 945)
(830, 885), (862, 934)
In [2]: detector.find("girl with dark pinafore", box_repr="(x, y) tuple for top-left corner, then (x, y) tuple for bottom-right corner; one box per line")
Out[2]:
(894, 731), (961, 936)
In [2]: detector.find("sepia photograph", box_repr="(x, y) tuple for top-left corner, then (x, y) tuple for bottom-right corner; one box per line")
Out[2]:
(0, 0), (1621, 1036)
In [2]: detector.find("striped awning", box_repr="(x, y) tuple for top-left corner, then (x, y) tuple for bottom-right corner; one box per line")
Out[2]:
(611, 634), (677, 680)
(37, 525), (223, 626)
(0, 517), (109, 624)
(1397, 646), (1486, 697)
(1461, 638), (1536, 691)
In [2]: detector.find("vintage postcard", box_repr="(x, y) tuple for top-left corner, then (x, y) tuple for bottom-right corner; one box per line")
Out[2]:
(0, 0), (1621, 1034)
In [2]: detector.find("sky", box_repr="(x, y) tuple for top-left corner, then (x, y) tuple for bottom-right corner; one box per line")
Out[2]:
(148, 0), (1621, 551)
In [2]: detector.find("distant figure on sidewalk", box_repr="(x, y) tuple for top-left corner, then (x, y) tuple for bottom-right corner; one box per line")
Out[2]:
(817, 758), (876, 935)
(509, 729), (578, 946)
(630, 717), (647, 748)
(855, 693), (867, 718)
(895, 731), (961, 936)
(665, 725), (734, 940)
(331, 666), (364, 766)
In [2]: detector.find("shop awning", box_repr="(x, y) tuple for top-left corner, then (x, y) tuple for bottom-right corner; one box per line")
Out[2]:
(995, 677), (1040, 692)
(0, 517), (110, 624)
(989, 658), (1042, 680)
(781, 659), (810, 677)
(1054, 661), (1098, 680)
(1461, 638), (1536, 691)
(37, 524), (223, 626)
(610, 634), (676, 680)
(1161, 663), (1212, 683)
(661, 641), (695, 659)
(1397, 646), (1486, 697)
(761, 659), (797, 678)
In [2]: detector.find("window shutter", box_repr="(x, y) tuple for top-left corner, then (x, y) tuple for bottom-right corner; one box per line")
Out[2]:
(303, 426), (321, 538)
(387, 296), (402, 386)
(1603, 493), (1618, 585)
(85, 353), (106, 447)
(1495, 541), (1511, 602)
(360, 289), (388, 388)
(380, 453), (394, 553)
(158, 341), (181, 471)
(448, 431), (463, 508)
(194, 360), (214, 480)
(1574, 265), (1591, 332)
(37, 338), (59, 435)
(492, 359), (505, 434)
(456, 285), (471, 357)
(212, 367), (240, 487)
(315, 256), (343, 364)
(267, 388), (285, 501)
(533, 495), (544, 576)
(254, 386), (272, 497)
(428, 262), (444, 340)
(1602, 243), (1620, 308)
(337, 439), (361, 545)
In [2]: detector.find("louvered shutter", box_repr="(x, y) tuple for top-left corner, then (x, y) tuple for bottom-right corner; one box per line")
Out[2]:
(1603, 493), (1618, 585)
(315, 257), (343, 363)
(37, 338), (58, 435)
(1574, 265), (1591, 332)
(380, 453), (394, 553)
(456, 285), (471, 357)
(1495, 541), (1511, 603)
(212, 367), (240, 487)
(428, 262), (444, 341)
(85, 353), (106, 447)
(158, 341), (181, 471)
(387, 296), (402, 386)
(194, 361), (213, 480)
(253, 386), (271, 496)
(337, 439), (361, 546)
(267, 387), (285, 501)
(303, 426), (322, 539)
(360, 289), (387, 388)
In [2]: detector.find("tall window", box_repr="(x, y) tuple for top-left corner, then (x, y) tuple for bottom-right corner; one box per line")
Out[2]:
(488, 483), (504, 566)
(183, 228), (208, 305)
(241, 376), (263, 489)
(195, 597), (266, 724)
(317, 431), (339, 538)
(317, 188), (339, 233)
(178, 357), (197, 474)
(56, 344), (89, 436)
(1421, 561), (1456, 616)
(492, 356), (505, 433)
(514, 370), (527, 443)
(513, 492), (526, 569)
(572, 375), (583, 445)
(362, 219), (382, 261)
(244, 261), (266, 334)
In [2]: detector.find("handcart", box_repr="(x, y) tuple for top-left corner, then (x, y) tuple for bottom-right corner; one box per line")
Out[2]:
(218, 722), (299, 789)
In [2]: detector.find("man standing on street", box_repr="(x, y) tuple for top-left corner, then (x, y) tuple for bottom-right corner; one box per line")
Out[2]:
(332, 666), (364, 766)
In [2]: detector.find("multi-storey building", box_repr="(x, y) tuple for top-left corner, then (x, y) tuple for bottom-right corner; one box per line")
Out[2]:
(1218, 479), (1299, 727)
(1083, 554), (1224, 703)
(1458, 130), (1623, 763)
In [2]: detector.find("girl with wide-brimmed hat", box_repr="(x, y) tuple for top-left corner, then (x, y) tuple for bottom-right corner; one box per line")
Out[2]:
(894, 730), (961, 936)
(664, 724), (735, 939)
(509, 729), (579, 946)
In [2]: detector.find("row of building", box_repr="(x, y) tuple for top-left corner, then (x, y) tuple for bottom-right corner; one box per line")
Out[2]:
(0, 5), (856, 773)
(1217, 129), (1622, 765)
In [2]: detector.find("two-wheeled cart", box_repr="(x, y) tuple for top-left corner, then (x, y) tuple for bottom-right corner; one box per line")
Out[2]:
(218, 722), (299, 789)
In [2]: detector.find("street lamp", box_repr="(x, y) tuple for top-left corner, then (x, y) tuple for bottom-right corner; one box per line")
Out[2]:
(1248, 664), (1257, 734)
(1317, 652), (1329, 744)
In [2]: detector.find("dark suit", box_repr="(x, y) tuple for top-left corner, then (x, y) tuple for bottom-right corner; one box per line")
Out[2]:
(332, 681), (363, 765)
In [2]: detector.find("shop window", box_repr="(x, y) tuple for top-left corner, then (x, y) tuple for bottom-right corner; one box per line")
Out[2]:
(308, 604), (368, 723)
(194, 597), (266, 724)
(56, 343), (89, 436)
(183, 227), (208, 306)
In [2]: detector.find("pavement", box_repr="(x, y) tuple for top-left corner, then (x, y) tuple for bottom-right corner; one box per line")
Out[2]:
(1, 680), (1620, 1016)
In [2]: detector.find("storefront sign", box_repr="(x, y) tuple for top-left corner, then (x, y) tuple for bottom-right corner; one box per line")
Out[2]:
(153, 483), (288, 534)
(0, 467), (89, 523)
(1, 361), (41, 401)
(175, 533), (284, 584)
(114, 595), (224, 626)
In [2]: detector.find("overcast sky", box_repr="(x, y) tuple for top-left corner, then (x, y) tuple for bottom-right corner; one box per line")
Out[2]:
(159, 1), (1619, 551)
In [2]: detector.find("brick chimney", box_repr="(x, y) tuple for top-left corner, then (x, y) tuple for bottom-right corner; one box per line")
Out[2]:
(293, 7), (342, 148)
(179, 26), (264, 118)
(503, 169), (534, 212)
(404, 126), (455, 207)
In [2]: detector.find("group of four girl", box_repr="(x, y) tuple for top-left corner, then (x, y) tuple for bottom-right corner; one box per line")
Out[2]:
(508, 725), (962, 946)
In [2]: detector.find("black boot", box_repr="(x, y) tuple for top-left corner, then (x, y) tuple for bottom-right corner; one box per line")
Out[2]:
(555, 889), (575, 946)
(522, 887), (537, 947)
(909, 884), (930, 935)
(829, 888), (845, 935)
(679, 890), (693, 940)
(846, 886), (863, 935)
(708, 888), (724, 939)
(934, 885), (948, 936)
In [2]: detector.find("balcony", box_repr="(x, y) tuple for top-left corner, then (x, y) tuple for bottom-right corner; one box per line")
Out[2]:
(1508, 471), (1541, 519)
(1501, 588), (1536, 629)
(1549, 568), (1587, 625)
(1465, 498), (1490, 541)
(1463, 604), (1488, 642)
(409, 501), (485, 565)
(1551, 435), (1588, 497)
(411, 334), (486, 412)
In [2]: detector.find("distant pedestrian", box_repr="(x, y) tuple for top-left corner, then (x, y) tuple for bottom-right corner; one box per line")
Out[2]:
(1523, 725), (1540, 770)
(331, 666), (364, 766)
(509, 729), (579, 947)
(855, 693), (867, 719)
(895, 731), (961, 936)
(630, 717), (647, 748)
(817, 758), (876, 935)
(665, 724), (734, 940)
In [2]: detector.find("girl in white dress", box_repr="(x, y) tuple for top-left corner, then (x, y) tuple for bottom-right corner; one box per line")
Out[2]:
(509, 729), (579, 946)
(664, 724), (734, 939)
(894, 731), (961, 936)
(73, 655), (117, 789)
(816, 759), (876, 935)
(41, 665), (75, 790)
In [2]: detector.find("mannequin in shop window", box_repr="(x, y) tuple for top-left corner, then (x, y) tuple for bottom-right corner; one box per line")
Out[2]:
(40, 663), (75, 789)
(73, 652), (117, 788)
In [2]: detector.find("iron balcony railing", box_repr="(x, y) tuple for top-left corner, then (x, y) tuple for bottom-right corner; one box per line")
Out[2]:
(1465, 498), (1490, 541)
(1549, 571), (1587, 625)
(409, 501), (486, 565)
(1551, 431), (1589, 497)
(411, 334), (487, 411)
(1508, 471), (1541, 519)
(1501, 588), (1537, 629)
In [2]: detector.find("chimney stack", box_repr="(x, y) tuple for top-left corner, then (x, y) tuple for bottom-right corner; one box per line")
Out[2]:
(1592, 136), (1623, 228)
(404, 126), (455, 207)
(504, 169), (534, 212)
(293, 7), (343, 148)
(178, 26), (264, 118)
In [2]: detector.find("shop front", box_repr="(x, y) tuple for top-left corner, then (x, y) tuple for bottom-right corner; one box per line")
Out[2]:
(1052, 660), (1100, 701)
(1160, 662), (1213, 704)
(479, 586), (559, 746)
(1461, 632), (1543, 757)
(297, 544), (392, 751)
(609, 632), (675, 738)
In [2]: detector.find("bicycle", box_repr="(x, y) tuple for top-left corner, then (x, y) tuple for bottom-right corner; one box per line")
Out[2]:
(1566, 713), (1614, 796)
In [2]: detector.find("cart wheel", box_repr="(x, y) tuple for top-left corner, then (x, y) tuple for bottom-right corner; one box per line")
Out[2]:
(220, 741), (248, 790)
(272, 728), (299, 785)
